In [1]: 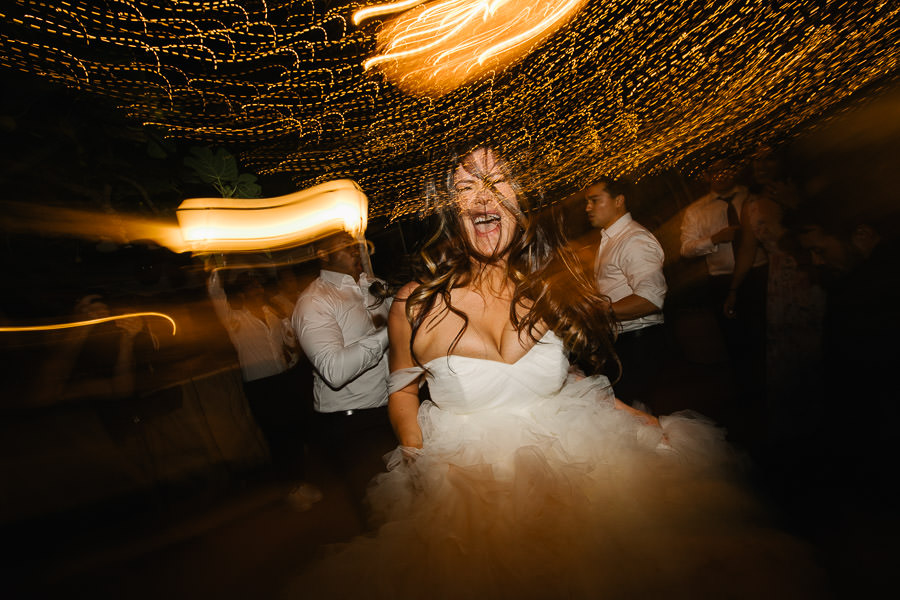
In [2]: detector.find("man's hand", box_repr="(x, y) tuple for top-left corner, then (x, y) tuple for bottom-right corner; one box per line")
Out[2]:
(711, 225), (739, 245)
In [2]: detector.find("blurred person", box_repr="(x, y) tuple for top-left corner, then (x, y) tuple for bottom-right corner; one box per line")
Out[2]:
(747, 144), (801, 210)
(789, 197), (899, 477)
(31, 294), (143, 405)
(292, 145), (827, 599)
(680, 157), (768, 444)
(271, 265), (304, 319)
(584, 176), (668, 410)
(292, 232), (395, 518)
(726, 192), (826, 451)
(207, 265), (320, 510)
(270, 265), (305, 368)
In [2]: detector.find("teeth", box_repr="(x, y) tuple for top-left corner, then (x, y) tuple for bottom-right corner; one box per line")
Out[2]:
(473, 214), (500, 225)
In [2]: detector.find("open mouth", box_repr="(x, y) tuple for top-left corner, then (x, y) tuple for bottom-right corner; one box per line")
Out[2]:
(470, 211), (501, 235)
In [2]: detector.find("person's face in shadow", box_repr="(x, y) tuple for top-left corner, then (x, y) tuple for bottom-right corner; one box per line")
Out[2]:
(239, 276), (266, 307)
(797, 225), (862, 280)
(705, 159), (738, 195)
(452, 147), (521, 259)
(321, 234), (363, 279)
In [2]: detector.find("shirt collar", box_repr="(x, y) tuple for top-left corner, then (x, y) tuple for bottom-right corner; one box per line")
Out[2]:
(319, 269), (359, 288)
(713, 186), (743, 201)
(603, 212), (633, 238)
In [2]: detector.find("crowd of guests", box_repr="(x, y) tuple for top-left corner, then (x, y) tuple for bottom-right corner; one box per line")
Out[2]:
(13, 141), (897, 541)
(178, 140), (897, 530)
(8, 139), (896, 598)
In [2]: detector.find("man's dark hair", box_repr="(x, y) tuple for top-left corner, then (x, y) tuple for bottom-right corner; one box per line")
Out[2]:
(316, 231), (356, 259)
(583, 176), (631, 201)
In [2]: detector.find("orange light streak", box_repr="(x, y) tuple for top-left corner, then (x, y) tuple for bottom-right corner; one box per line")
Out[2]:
(0, 312), (178, 335)
(353, 0), (428, 26)
(0, 201), (188, 254)
(360, 0), (588, 96)
(176, 179), (368, 253)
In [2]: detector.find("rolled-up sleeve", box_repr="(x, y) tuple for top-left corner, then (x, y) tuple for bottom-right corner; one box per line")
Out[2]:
(622, 234), (667, 309)
(294, 294), (389, 390)
(680, 206), (716, 258)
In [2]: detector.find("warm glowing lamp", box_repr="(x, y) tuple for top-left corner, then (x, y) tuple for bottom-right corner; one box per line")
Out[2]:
(176, 179), (368, 253)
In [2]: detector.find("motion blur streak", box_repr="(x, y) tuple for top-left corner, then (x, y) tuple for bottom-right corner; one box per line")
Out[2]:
(0, 313), (178, 335)
(0, 201), (188, 254)
(362, 0), (588, 96)
(176, 179), (369, 253)
(353, 0), (428, 25)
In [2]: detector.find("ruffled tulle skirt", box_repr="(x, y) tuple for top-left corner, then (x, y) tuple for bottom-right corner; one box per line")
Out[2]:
(288, 376), (829, 599)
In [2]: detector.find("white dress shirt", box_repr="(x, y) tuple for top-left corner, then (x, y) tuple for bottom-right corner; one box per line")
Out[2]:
(594, 213), (667, 333)
(679, 185), (767, 276)
(293, 269), (391, 413)
(207, 271), (290, 382)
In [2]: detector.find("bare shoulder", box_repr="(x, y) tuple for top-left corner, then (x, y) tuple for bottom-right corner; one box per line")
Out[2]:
(389, 281), (418, 324)
(394, 281), (419, 302)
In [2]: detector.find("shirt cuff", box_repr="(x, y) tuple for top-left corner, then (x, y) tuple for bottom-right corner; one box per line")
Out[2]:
(362, 326), (390, 354)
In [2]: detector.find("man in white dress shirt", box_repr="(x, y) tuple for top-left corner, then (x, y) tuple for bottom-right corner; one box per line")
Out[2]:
(680, 158), (768, 441)
(585, 177), (668, 409)
(293, 231), (394, 513)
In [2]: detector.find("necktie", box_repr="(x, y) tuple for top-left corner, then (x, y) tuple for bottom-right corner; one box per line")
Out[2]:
(721, 193), (741, 252)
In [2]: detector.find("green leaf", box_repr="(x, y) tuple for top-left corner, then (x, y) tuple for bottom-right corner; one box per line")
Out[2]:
(233, 173), (262, 199)
(184, 146), (239, 187)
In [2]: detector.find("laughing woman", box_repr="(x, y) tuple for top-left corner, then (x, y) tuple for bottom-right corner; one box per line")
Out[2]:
(292, 145), (828, 600)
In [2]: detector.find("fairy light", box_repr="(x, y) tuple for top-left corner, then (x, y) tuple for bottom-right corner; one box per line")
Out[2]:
(0, 313), (178, 335)
(0, 1), (897, 224)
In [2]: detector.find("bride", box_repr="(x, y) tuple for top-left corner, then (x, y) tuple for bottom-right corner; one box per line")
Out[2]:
(294, 146), (827, 599)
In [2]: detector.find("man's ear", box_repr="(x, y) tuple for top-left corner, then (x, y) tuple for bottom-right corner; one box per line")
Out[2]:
(614, 194), (626, 209)
(851, 224), (880, 258)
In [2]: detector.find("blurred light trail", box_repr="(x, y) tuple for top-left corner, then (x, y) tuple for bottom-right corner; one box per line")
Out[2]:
(176, 179), (369, 253)
(0, 201), (188, 254)
(353, 0), (428, 25)
(0, 312), (177, 335)
(361, 0), (588, 96)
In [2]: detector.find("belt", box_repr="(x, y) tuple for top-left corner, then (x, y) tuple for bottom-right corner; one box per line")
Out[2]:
(617, 324), (663, 340)
(319, 406), (383, 418)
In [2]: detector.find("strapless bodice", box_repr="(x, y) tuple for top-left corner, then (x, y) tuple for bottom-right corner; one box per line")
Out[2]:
(389, 330), (569, 414)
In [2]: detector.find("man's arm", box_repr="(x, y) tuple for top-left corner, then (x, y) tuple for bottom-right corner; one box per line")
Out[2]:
(680, 204), (718, 258)
(207, 269), (238, 331)
(612, 234), (667, 320)
(294, 295), (389, 390)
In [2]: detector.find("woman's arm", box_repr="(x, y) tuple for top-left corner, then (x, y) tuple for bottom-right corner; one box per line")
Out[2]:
(613, 397), (660, 427)
(387, 282), (424, 448)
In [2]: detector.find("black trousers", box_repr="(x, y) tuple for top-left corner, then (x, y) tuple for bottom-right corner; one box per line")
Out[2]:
(311, 406), (396, 520)
(612, 323), (668, 411)
(242, 366), (310, 482)
(707, 267), (768, 446)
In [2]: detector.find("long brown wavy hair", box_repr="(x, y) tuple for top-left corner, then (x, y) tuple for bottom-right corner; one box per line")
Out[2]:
(402, 145), (619, 378)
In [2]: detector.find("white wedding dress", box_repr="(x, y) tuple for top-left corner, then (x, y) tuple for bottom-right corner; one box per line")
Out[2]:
(293, 331), (827, 599)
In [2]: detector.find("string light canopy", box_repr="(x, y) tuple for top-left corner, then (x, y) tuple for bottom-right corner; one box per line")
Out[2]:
(1, 1), (898, 222)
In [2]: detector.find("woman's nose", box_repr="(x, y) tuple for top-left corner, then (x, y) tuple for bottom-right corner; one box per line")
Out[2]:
(473, 184), (496, 204)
